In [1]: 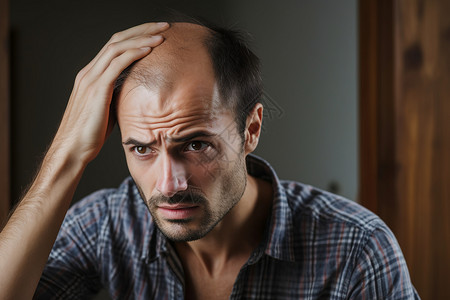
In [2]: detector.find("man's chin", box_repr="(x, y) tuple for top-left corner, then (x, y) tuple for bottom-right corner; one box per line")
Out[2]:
(158, 226), (209, 242)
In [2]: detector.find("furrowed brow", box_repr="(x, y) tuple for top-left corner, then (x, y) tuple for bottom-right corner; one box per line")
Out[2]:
(122, 138), (156, 147)
(167, 131), (217, 143)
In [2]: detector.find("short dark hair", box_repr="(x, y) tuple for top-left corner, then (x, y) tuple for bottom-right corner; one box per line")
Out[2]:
(203, 23), (263, 135)
(113, 18), (263, 136)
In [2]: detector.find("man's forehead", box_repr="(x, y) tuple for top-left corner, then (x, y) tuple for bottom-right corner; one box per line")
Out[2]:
(119, 82), (221, 115)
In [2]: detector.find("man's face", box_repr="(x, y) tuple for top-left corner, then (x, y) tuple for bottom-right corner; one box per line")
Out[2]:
(116, 25), (248, 242)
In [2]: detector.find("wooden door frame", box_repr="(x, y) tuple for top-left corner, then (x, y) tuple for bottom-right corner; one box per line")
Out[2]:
(358, 0), (397, 217)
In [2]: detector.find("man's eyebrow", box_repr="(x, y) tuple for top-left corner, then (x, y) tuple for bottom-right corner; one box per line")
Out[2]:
(122, 138), (156, 147)
(167, 131), (217, 143)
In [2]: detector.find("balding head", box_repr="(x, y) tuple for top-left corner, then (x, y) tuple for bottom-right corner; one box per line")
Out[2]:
(113, 20), (262, 134)
(128, 23), (212, 93)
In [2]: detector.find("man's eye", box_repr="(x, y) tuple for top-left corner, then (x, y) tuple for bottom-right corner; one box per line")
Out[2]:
(133, 146), (151, 155)
(185, 141), (208, 151)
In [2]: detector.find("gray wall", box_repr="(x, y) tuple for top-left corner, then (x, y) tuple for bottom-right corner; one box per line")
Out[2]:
(227, 0), (358, 200)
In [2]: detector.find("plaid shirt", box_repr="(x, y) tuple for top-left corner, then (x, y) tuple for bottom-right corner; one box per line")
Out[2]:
(35, 154), (420, 299)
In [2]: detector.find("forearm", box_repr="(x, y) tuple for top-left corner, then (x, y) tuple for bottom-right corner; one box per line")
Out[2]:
(0, 148), (86, 300)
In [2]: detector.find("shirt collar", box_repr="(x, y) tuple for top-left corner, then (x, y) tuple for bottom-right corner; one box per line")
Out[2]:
(245, 154), (297, 263)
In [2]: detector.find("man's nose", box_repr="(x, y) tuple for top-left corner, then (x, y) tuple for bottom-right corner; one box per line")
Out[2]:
(155, 154), (188, 197)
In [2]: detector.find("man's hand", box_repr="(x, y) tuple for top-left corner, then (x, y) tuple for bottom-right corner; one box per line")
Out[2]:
(51, 22), (169, 164)
(0, 22), (169, 300)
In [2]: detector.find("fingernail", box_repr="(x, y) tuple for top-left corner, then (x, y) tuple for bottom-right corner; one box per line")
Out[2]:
(140, 47), (151, 51)
(151, 35), (163, 41)
(157, 22), (169, 27)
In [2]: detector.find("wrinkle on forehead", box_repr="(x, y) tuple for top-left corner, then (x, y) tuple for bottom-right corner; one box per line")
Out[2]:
(117, 83), (225, 139)
(120, 114), (216, 139)
(119, 79), (221, 118)
(119, 99), (225, 145)
(120, 85), (213, 120)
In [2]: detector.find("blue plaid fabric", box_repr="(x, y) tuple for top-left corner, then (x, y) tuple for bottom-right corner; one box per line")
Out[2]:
(35, 155), (420, 299)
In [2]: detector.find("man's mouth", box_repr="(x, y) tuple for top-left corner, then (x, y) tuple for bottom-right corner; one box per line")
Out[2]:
(157, 204), (200, 220)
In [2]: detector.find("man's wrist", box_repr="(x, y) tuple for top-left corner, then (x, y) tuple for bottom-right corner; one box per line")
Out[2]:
(29, 144), (87, 202)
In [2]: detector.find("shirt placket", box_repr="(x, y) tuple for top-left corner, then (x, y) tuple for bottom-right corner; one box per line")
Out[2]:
(165, 241), (186, 300)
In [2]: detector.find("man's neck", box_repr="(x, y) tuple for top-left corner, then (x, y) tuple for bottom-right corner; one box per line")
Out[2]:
(174, 174), (273, 276)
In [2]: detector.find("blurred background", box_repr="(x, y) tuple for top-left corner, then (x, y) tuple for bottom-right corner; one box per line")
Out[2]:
(1, 0), (449, 299)
(8, 0), (358, 204)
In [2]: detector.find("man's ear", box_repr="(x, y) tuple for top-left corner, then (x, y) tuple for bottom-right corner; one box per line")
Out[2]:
(244, 103), (263, 155)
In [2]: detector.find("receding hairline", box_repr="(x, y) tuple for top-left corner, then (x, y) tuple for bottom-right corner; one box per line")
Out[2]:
(122, 22), (215, 94)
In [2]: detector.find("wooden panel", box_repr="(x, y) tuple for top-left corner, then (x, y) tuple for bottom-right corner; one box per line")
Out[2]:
(0, 0), (10, 224)
(359, 0), (380, 212)
(397, 1), (450, 298)
(359, 0), (450, 299)
(359, 0), (397, 215)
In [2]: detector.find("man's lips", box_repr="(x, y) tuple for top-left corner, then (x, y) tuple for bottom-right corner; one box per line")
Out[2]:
(157, 204), (200, 220)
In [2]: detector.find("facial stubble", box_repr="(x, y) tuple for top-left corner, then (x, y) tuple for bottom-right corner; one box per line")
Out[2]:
(135, 155), (247, 242)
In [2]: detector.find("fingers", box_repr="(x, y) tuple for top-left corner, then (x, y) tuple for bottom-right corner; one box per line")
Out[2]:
(58, 22), (170, 163)
(74, 22), (169, 101)
(84, 22), (169, 75)
(109, 22), (170, 43)
(100, 47), (153, 89)
(87, 34), (164, 80)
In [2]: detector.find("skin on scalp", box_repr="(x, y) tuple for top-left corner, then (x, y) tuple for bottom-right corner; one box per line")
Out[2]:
(115, 22), (249, 242)
(123, 23), (221, 110)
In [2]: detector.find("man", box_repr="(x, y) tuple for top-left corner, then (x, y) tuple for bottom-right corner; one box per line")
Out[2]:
(0, 21), (419, 299)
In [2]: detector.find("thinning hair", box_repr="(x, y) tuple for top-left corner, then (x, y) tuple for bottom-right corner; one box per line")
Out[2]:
(112, 17), (263, 136)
